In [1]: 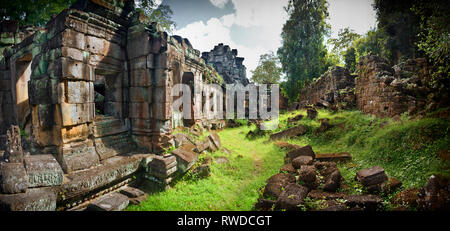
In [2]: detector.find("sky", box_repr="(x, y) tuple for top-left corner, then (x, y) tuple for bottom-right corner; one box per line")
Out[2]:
(160, 0), (377, 79)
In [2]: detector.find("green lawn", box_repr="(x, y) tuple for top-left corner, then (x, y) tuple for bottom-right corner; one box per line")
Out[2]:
(128, 109), (450, 211)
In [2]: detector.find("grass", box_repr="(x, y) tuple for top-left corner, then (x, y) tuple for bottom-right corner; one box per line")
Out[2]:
(127, 125), (285, 211)
(128, 108), (450, 211)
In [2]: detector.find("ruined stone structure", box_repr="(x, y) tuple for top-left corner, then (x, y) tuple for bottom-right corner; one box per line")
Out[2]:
(298, 66), (356, 110)
(0, 0), (230, 211)
(356, 55), (431, 117)
(202, 43), (249, 85)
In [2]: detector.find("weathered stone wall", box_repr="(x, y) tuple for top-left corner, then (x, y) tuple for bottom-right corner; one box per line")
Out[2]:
(202, 43), (249, 85)
(355, 55), (430, 117)
(298, 66), (356, 110)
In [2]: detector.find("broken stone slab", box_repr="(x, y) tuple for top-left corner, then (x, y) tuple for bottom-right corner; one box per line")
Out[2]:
(208, 132), (221, 150)
(120, 187), (146, 198)
(24, 154), (64, 188)
(148, 155), (177, 179)
(0, 162), (28, 194)
(355, 166), (388, 187)
(286, 145), (315, 162)
(274, 183), (309, 211)
(263, 173), (296, 199)
(382, 177), (402, 194)
(417, 174), (449, 211)
(86, 192), (129, 211)
(172, 149), (199, 173)
(194, 138), (211, 153)
(60, 154), (149, 201)
(269, 125), (307, 140)
(345, 194), (383, 211)
(315, 152), (352, 162)
(0, 187), (57, 211)
(173, 133), (195, 148)
(292, 156), (313, 169)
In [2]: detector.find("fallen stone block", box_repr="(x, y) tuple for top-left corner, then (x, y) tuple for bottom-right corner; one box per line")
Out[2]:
(322, 169), (342, 192)
(0, 162), (28, 194)
(120, 187), (145, 198)
(269, 125), (307, 140)
(274, 183), (309, 211)
(172, 149), (199, 173)
(292, 156), (313, 169)
(208, 132), (221, 150)
(24, 154), (64, 188)
(192, 164), (211, 178)
(315, 152), (352, 162)
(86, 192), (129, 211)
(355, 166), (388, 187)
(264, 173), (296, 199)
(0, 187), (57, 211)
(298, 165), (318, 189)
(286, 145), (315, 162)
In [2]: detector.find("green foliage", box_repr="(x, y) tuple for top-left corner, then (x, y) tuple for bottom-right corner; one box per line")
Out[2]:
(0, 0), (76, 26)
(343, 47), (357, 73)
(373, 0), (421, 64)
(328, 27), (361, 61)
(411, 0), (450, 86)
(277, 0), (333, 102)
(139, 0), (175, 32)
(251, 52), (283, 84)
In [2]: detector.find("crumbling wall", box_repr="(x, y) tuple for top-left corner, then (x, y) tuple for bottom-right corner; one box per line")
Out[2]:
(355, 55), (430, 117)
(298, 66), (356, 110)
(201, 43), (249, 85)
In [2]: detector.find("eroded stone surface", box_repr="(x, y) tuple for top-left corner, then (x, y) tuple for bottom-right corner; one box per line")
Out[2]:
(24, 154), (63, 188)
(0, 187), (57, 211)
(0, 162), (28, 194)
(86, 192), (129, 211)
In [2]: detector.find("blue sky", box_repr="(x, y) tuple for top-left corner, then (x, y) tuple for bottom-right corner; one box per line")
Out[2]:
(160, 0), (377, 78)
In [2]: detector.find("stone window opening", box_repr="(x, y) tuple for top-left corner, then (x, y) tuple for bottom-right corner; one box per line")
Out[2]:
(94, 74), (106, 116)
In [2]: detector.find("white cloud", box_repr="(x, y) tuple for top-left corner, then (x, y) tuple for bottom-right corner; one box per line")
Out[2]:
(174, 0), (289, 80)
(209, 0), (229, 9)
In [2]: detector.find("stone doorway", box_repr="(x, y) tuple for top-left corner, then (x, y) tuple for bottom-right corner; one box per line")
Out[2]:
(13, 53), (32, 133)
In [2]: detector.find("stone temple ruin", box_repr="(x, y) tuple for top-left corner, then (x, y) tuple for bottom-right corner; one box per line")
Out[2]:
(0, 0), (249, 211)
(202, 43), (249, 85)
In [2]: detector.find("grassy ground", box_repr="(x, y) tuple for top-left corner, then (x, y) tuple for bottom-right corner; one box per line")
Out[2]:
(128, 108), (450, 211)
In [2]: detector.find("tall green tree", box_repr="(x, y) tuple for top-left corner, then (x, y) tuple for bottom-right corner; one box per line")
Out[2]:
(0, 0), (76, 27)
(251, 52), (283, 84)
(277, 0), (332, 102)
(374, 0), (421, 64)
(411, 0), (449, 85)
(139, 0), (175, 32)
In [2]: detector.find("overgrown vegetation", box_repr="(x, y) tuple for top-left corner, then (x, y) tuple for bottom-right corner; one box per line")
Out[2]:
(129, 109), (449, 211)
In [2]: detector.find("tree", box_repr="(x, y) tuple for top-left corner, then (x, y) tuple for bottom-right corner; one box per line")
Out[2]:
(328, 28), (361, 60)
(277, 0), (331, 102)
(0, 0), (76, 27)
(374, 0), (421, 64)
(411, 0), (449, 85)
(251, 52), (283, 84)
(0, 0), (175, 32)
(138, 0), (175, 32)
